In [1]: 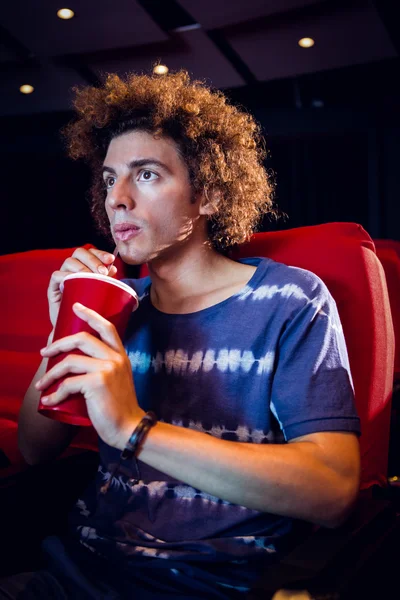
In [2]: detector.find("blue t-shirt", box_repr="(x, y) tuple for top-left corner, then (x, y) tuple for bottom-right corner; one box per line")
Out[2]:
(67, 257), (360, 592)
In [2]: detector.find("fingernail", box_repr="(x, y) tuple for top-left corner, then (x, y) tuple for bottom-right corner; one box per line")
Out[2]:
(98, 266), (108, 275)
(41, 396), (49, 403)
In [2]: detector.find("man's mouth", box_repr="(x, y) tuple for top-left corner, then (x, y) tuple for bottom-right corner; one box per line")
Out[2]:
(114, 224), (141, 241)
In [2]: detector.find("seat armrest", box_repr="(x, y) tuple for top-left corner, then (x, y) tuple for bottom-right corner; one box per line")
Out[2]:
(247, 494), (399, 599)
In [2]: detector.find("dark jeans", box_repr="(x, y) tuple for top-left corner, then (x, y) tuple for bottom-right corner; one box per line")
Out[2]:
(0, 569), (242, 600)
(0, 570), (74, 600)
(0, 536), (245, 600)
(0, 455), (293, 599)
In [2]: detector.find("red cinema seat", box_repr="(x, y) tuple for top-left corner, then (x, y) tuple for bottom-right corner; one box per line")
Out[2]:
(374, 246), (400, 381)
(229, 223), (397, 598)
(374, 238), (400, 262)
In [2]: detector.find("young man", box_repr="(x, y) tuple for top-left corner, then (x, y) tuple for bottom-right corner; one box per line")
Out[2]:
(8, 70), (360, 599)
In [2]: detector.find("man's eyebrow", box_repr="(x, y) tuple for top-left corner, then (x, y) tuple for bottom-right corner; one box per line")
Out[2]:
(102, 158), (172, 175)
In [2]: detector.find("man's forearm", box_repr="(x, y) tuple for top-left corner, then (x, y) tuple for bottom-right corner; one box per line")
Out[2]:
(18, 330), (79, 465)
(118, 421), (359, 528)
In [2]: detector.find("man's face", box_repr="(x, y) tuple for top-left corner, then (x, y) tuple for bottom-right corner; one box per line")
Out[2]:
(103, 130), (203, 265)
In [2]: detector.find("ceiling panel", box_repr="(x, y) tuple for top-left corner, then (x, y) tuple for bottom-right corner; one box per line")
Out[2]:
(226, 3), (396, 81)
(0, 0), (168, 58)
(180, 0), (322, 30)
(0, 1), (396, 117)
(88, 28), (245, 89)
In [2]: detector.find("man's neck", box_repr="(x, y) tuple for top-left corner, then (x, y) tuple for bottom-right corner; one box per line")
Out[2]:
(148, 242), (232, 314)
(146, 237), (257, 315)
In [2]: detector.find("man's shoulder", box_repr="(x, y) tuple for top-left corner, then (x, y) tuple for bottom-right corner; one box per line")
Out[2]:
(246, 256), (329, 302)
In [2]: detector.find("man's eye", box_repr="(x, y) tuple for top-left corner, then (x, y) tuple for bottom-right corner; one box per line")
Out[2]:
(105, 176), (115, 189)
(139, 170), (158, 182)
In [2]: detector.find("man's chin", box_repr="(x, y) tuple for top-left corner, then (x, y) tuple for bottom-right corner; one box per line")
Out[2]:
(120, 256), (147, 266)
(118, 240), (180, 266)
(117, 247), (152, 266)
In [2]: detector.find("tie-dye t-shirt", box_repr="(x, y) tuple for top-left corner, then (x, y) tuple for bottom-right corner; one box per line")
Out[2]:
(68, 257), (360, 591)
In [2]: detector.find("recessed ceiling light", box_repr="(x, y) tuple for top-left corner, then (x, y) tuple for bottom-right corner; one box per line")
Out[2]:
(20, 84), (34, 94)
(312, 99), (324, 108)
(298, 37), (315, 48)
(153, 64), (169, 75)
(173, 23), (201, 33)
(57, 8), (75, 19)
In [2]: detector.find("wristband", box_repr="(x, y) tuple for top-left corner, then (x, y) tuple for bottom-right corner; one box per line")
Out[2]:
(121, 411), (157, 460)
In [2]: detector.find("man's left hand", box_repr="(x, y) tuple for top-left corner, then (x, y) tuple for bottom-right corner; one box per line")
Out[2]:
(35, 302), (144, 449)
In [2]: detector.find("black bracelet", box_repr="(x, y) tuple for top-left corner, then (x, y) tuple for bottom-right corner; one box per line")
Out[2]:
(121, 411), (158, 460)
(100, 411), (157, 495)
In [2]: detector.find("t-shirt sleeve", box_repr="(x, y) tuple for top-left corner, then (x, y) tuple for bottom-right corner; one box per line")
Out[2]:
(270, 275), (361, 441)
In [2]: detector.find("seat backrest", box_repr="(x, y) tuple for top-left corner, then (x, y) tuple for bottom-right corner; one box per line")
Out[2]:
(230, 222), (394, 490)
(374, 239), (400, 262)
(374, 247), (400, 380)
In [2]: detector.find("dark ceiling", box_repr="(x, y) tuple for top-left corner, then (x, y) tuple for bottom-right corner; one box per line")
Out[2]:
(0, 0), (398, 117)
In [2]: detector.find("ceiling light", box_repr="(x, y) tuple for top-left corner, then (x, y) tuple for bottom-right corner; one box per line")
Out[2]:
(312, 99), (324, 108)
(298, 37), (315, 48)
(57, 8), (75, 19)
(153, 64), (169, 75)
(20, 84), (34, 94)
(173, 23), (201, 33)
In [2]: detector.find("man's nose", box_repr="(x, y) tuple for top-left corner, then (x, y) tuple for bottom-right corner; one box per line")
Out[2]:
(107, 177), (135, 210)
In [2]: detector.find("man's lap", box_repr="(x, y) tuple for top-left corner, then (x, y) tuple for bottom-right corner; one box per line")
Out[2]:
(0, 569), (231, 600)
(0, 570), (70, 600)
(0, 536), (244, 600)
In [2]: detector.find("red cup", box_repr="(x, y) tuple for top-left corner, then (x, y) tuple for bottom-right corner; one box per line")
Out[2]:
(38, 273), (139, 426)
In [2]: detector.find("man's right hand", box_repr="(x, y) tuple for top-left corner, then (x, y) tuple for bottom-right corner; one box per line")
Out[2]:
(47, 247), (117, 328)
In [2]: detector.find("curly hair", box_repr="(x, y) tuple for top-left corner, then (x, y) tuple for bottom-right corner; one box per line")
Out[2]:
(63, 69), (279, 252)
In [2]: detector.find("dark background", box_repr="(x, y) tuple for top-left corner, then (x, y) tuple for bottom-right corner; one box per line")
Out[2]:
(1, 0), (399, 257)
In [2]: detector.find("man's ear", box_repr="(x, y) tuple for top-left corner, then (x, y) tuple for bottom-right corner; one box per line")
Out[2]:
(199, 189), (221, 216)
